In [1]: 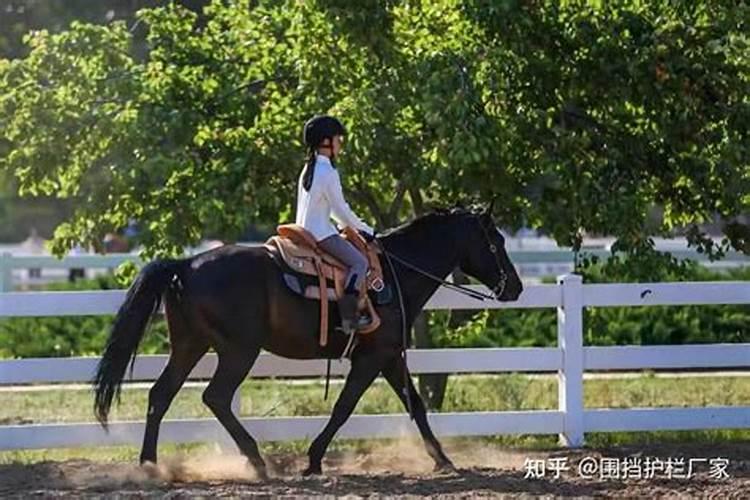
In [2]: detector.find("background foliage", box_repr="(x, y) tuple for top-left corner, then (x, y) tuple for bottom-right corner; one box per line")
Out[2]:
(0, 0), (748, 258)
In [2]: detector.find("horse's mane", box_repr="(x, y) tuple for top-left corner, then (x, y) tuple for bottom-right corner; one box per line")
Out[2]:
(378, 206), (476, 239)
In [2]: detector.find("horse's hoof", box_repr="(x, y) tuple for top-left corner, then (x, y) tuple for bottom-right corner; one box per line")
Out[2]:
(140, 460), (160, 478)
(433, 461), (457, 474)
(302, 464), (322, 477)
(247, 460), (269, 481)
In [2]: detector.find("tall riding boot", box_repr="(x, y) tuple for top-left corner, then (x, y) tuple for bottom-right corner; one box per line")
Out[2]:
(340, 275), (373, 333)
(338, 291), (359, 335)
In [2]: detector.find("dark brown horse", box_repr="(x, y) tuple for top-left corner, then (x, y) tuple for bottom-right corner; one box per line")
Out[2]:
(93, 205), (523, 478)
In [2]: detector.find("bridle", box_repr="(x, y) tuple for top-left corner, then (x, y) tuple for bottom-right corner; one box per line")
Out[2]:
(478, 217), (509, 298)
(378, 215), (509, 302)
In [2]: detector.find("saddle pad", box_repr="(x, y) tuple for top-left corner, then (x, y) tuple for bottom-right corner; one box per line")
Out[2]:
(282, 272), (393, 306)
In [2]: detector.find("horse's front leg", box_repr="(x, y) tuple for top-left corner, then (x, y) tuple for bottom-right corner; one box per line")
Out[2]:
(303, 352), (382, 476)
(381, 355), (456, 473)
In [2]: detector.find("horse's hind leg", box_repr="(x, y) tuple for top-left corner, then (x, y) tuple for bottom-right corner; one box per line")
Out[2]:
(202, 347), (267, 479)
(140, 300), (208, 465)
(381, 355), (456, 472)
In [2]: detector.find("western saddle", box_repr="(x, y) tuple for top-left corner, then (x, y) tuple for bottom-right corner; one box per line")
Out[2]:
(264, 224), (383, 347)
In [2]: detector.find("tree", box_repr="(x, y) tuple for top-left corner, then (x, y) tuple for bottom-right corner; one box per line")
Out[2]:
(462, 0), (750, 261)
(3, 1), (747, 258)
(0, 0), (517, 256)
(0, 1), (211, 60)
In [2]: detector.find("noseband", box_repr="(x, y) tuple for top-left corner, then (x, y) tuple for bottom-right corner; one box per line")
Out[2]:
(478, 217), (508, 298)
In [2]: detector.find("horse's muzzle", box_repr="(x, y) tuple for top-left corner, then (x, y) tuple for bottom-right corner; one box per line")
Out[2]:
(495, 281), (523, 302)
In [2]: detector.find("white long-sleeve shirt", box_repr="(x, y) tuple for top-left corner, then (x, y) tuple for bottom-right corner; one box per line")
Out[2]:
(295, 155), (374, 241)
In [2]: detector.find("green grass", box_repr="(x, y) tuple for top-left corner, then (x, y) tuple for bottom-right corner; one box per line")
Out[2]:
(2, 374), (557, 424)
(4, 374), (749, 424)
(1, 373), (749, 464)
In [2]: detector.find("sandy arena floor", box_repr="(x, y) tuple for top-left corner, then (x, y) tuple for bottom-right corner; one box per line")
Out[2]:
(1, 440), (748, 498)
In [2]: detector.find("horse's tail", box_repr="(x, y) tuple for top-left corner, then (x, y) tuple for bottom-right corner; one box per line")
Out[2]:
(93, 258), (184, 428)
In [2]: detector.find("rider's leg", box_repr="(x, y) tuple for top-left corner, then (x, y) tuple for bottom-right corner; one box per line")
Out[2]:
(318, 234), (370, 331)
(318, 234), (368, 291)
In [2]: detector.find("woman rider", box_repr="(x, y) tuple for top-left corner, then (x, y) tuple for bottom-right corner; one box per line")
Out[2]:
(295, 115), (374, 333)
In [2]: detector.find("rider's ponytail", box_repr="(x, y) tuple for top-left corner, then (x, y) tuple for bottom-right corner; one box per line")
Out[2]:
(302, 147), (316, 192)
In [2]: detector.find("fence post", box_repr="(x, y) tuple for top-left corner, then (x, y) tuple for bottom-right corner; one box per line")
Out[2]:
(557, 273), (584, 447)
(0, 253), (13, 292)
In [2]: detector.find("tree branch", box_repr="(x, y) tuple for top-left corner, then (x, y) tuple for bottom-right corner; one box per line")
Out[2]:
(350, 187), (386, 228)
(213, 76), (287, 103)
(386, 179), (408, 225)
(409, 187), (424, 216)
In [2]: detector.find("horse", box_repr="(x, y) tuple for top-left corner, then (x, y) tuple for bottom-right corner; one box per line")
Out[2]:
(92, 204), (523, 479)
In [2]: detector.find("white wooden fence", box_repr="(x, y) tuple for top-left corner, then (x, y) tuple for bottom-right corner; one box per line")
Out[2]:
(1, 275), (749, 451)
(2, 247), (748, 290)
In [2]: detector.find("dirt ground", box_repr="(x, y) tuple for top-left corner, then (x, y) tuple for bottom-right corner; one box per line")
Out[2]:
(1, 440), (748, 498)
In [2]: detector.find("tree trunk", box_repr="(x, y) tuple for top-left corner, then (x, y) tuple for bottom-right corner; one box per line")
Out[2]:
(414, 310), (448, 410)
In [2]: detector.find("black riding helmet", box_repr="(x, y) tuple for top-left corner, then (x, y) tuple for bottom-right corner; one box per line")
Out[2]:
(303, 115), (346, 149)
(302, 115), (346, 191)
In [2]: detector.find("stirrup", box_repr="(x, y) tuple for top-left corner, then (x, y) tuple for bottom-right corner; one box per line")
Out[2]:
(338, 318), (356, 336)
(356, 314), (373, 330)
(340, 313), (372, 333)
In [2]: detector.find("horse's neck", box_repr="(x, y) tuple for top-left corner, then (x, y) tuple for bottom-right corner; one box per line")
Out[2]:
(401, 261), (455, 324)
(382, 216), (461, 325)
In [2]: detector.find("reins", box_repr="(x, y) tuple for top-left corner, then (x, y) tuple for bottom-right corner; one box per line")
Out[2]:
(380, 242), (414, 419)
(380, 250), (498, 301)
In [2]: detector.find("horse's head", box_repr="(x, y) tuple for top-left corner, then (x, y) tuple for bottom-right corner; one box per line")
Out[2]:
(455, 202), (523, 301)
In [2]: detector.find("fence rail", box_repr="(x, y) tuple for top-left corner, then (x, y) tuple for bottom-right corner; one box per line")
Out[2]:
(1, 275), (749, 451)
(2, 247), (748, 291)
